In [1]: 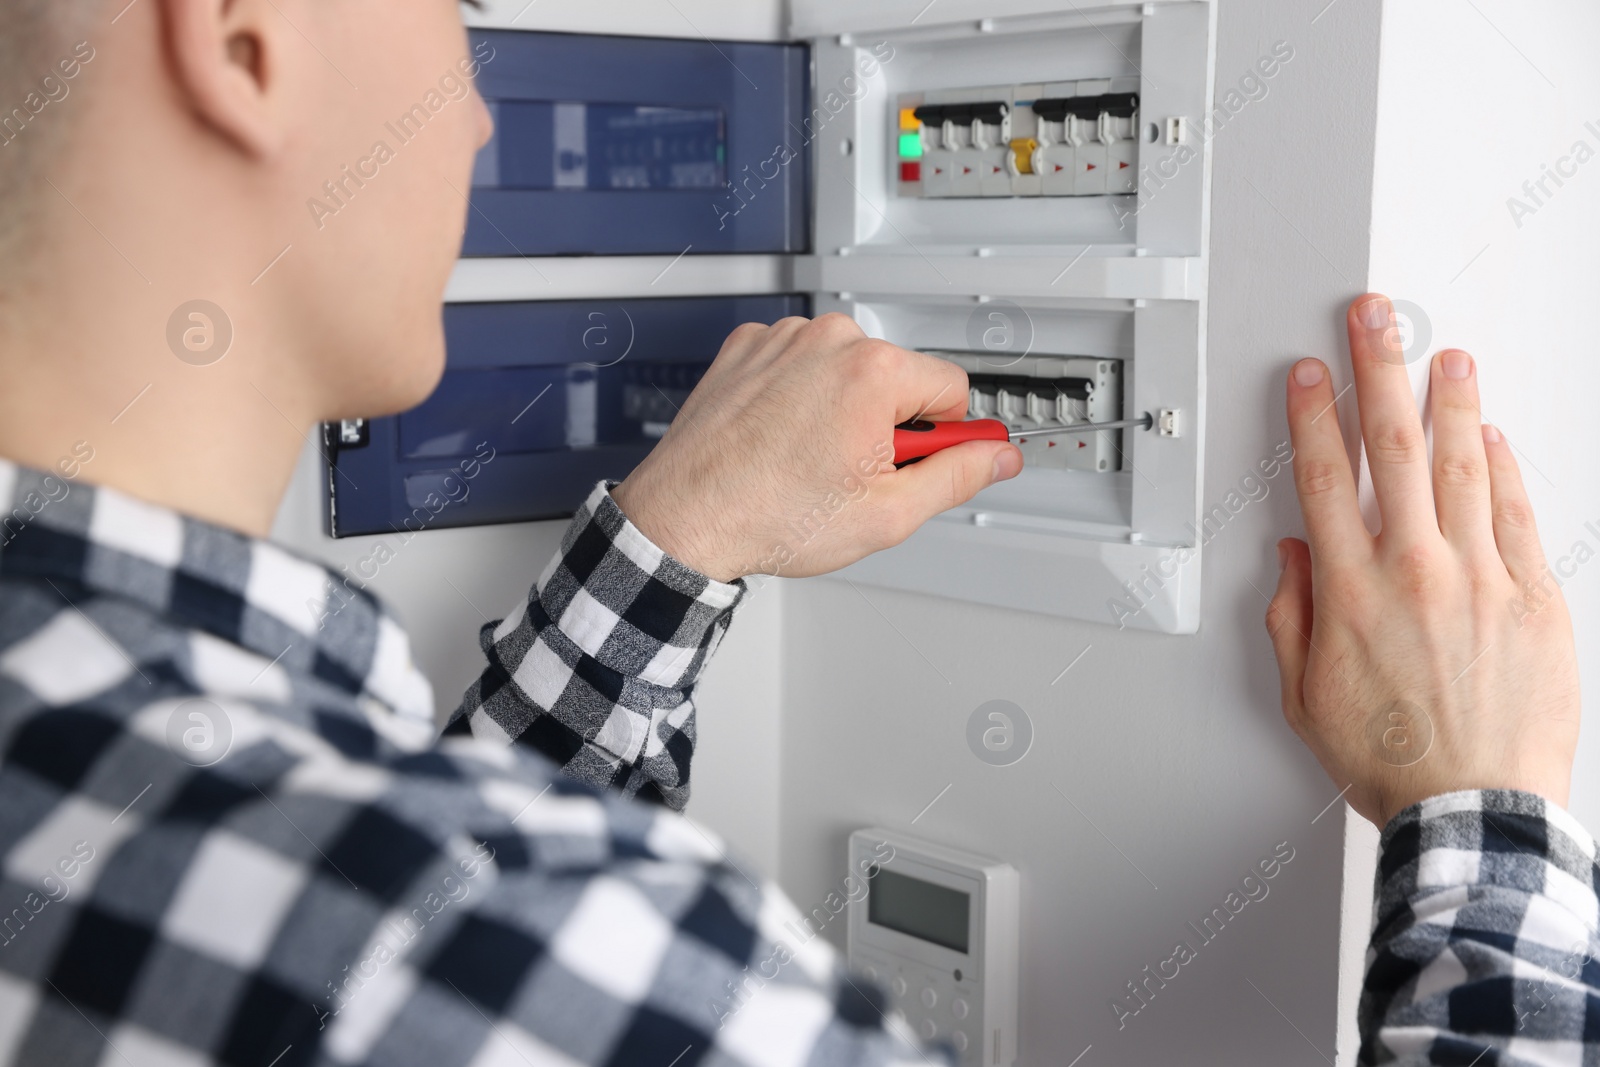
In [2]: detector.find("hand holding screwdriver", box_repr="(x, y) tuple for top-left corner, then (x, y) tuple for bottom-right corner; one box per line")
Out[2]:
(892, 414), (1155, 464)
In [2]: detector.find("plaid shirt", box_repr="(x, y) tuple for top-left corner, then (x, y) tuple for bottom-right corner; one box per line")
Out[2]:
(0, 458), (1595, 1066)
(1362, 789), (1600, 1065)
(0, 463), (923, 1067)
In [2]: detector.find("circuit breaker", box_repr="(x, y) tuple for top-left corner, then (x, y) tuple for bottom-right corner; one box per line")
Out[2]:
(328, 1), (1214, 632)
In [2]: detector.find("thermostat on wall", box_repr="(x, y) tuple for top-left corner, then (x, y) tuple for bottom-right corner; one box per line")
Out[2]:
(847, 828), (1020, 1065)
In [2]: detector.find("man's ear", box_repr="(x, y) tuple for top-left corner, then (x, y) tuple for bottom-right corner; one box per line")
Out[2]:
(162, 0), (283, 156)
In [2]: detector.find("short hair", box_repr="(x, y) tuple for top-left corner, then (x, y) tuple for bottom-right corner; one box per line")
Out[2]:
(0, 1), (100, 253)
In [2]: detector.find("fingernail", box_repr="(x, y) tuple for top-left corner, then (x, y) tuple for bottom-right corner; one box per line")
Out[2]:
(993, 448), (1023, 482)
(1292, 359), (1325, 387)
(1442, 351), (1472, 380)
(1277, 543), (1289, 572)
(1360, 296), (1391, 331)
(1482, 423), (1503, 445)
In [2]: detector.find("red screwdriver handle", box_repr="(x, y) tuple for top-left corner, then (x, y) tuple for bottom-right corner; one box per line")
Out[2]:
(892, 419), (1011, 464)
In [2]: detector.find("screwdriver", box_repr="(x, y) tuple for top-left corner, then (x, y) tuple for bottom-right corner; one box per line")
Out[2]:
(893, 414), (1155, 464)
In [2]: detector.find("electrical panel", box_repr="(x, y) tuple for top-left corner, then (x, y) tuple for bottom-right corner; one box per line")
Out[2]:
(805, 2), (1215, 633)
(325, 295), (807, 536)
(329, 2), (1215, 632)
(463, 30), (808, 256)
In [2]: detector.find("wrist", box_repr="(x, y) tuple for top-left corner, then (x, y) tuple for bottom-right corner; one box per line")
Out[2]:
(609, 478), (743, 584)
(1378, 772), (1572, 832)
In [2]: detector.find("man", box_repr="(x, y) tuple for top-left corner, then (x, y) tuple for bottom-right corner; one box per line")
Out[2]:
(0, 2), (1587, 1066)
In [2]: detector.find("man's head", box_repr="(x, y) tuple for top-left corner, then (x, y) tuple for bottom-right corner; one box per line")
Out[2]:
(0, 0), (492, 531)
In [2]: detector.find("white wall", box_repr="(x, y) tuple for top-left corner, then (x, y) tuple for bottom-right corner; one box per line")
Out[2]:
(1335, 2), (1600, 1057)
(773, 2), (1383, 1063)
(1365, 0), (1600, 826)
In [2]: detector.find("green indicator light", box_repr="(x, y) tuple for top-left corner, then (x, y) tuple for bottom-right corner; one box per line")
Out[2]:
(898, 132), (923, 158)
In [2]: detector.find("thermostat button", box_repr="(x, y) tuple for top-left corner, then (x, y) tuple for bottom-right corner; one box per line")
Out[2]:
(891, 977), (907, 997)
(920, 1018), (938, 1039)
(952, 1031), (969, 1053)
(921, 988), (938, 1009)
(952, 997), (970, 1019)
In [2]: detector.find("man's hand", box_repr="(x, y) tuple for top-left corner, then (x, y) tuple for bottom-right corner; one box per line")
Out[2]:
(1267, 294), (1581, 828)
(610, 314), (1024, 582)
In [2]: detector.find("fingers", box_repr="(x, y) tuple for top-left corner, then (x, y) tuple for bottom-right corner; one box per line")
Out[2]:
(887, 347), (973, 424)
(1286, 357), (1371, 567)
(1429, 350), (1495, 551)
(1347, 295), (1437, 544)
(1482, 425), (1549, 584)
(879, 441), (1022, 541)
(1266, 538), (1314, 726)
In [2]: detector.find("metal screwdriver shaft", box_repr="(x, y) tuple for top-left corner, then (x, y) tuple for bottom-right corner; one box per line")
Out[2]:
(1006, 413), (1155, 439)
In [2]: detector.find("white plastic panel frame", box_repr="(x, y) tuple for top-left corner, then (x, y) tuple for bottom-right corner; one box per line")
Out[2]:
(805, 2), (1213, 260)
(792, 0), (1155, 39)
(804, 2), (1214, 633)
(834, 296), (1203, 634)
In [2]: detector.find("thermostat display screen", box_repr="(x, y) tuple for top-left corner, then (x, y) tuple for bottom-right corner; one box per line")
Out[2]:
(868, 869), (970, 953)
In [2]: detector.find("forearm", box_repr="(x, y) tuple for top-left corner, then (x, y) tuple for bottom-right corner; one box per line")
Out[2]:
(447, 482), (747, 809)
(1361, 789), (1600, 1065)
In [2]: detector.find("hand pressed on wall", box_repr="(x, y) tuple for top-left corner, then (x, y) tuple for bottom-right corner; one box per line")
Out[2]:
(1266, 294), (1581, 828)
(611, 313), (1024, 582)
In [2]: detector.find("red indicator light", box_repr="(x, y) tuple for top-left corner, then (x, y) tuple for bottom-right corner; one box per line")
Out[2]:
(900, 162), (922, 182)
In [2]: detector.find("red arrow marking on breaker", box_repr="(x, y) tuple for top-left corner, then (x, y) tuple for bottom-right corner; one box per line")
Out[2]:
(1054, 164), (1064, 172)
(1085, 163), (1097, 171)
(963, 166), (972, 174)
(1120, 162), (1130, 169)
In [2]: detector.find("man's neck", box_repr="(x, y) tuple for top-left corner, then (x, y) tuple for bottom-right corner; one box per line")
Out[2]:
(0, 239), (311, 539)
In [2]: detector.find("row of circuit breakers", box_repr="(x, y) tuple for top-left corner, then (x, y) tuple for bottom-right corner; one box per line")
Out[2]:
(896, 79), (1141, 198)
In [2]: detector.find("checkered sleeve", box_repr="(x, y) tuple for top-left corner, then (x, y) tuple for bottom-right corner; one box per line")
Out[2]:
(1361, 789), (1600, 1065)
(447, 483), (747, 811)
